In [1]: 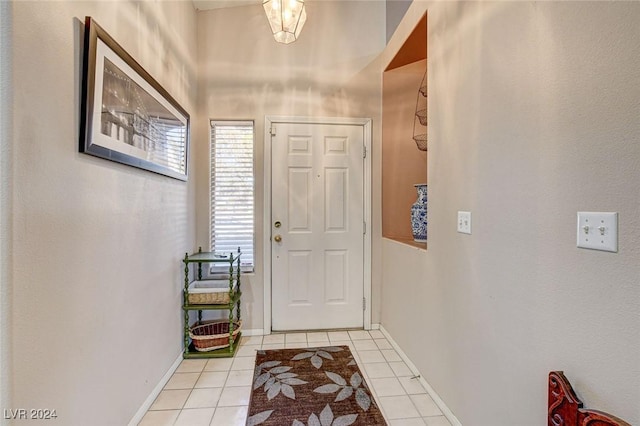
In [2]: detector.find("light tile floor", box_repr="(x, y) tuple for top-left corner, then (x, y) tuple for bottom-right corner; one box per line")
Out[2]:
(139, 331), (451, 426)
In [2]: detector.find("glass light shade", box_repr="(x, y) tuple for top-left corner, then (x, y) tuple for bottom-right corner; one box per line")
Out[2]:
(263, 0), (307, 44)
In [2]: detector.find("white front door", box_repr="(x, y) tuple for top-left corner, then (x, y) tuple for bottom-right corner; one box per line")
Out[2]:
(271, 122), (365, 331)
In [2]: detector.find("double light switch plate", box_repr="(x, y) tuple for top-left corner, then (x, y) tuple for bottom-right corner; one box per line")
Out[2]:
(577, 212), (618, 253)
(457, 211), (471, 234)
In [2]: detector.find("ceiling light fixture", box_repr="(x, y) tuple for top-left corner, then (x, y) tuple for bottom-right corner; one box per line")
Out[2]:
(262, 0), (307, 44)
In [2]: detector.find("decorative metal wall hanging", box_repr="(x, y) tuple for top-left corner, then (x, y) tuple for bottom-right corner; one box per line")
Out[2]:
(412, 68), (427, 151)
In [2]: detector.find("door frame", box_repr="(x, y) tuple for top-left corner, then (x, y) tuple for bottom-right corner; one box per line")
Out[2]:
(263, 116), (372, 334)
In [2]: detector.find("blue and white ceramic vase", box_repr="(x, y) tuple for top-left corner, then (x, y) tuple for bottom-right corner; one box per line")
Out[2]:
(411, 184), (427, 242)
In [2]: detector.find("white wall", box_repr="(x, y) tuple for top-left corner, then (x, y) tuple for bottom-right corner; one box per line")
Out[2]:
(9, 1), (197, 424)
(381, 1), (640, 425)
(195, 1), (386, 331)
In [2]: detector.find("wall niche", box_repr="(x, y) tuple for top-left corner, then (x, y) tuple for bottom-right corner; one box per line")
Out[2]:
(382, 13), (427, 248)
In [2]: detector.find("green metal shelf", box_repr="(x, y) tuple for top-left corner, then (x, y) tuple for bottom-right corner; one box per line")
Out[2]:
(182, 247), (242, 359)
(183, 251), (233, 263)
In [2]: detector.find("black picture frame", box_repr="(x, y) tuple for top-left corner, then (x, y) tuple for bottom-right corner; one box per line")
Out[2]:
(79, 17), (189, 181)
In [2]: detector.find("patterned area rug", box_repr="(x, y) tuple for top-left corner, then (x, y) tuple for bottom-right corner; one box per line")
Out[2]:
(246, 346), (387, 426)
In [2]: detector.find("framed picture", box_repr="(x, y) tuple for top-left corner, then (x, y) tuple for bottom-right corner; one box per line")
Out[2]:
(80, 17), (189, 181)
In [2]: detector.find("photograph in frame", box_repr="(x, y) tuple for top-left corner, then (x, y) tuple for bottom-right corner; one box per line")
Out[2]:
(79, 16), (189, 181)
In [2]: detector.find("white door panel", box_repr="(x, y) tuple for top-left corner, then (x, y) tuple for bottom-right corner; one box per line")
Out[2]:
(271, 122), (364, 331)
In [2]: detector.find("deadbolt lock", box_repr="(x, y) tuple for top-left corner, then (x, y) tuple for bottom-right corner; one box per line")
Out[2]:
(274, 221), (282, 228)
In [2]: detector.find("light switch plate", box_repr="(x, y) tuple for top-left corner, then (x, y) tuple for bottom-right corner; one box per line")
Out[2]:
(457, 211), (471, 234)
(577, 212), (618, 252)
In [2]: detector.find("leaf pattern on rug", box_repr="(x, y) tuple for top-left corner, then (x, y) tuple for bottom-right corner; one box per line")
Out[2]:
(291, 346), (345, 369)
(292, 404), (358, 426)
(347, 354), (357, 366)
(313, 371), (371, 412)
(248, 346), (387, 425)
(247, 409), (274, 426)
(253, 360), (307, 400)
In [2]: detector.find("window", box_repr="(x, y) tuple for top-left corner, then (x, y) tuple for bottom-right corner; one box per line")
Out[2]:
(210, 121), (254, 272)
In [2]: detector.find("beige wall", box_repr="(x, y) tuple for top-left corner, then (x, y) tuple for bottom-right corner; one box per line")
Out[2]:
(1, 0), (13, 416)
(381, 1), (640, 425)
(9, 1), (197, 424)
(6, 1), (639, 424)
(195, 1), (386, 331)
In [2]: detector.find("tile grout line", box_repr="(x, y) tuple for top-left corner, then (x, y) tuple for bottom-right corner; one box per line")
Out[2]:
(128, 351), (183, 425)
(379, 325), (460, 426)
(140, 331), (446, 425)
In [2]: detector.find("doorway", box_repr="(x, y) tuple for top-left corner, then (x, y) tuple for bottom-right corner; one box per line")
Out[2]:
(264, 117), (372, 333)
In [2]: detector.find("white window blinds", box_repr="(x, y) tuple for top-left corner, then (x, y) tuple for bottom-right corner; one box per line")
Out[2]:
(210, 121), (254, 270)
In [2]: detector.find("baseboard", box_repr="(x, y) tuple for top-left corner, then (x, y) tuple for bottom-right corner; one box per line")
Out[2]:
(128, 351), (183, 426)
(242, 328), (264, 336)
(379, 325), (462, 426)
(370, 323), (381, 330)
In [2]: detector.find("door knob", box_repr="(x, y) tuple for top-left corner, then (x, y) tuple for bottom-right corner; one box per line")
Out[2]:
(273, 235), (282, 243)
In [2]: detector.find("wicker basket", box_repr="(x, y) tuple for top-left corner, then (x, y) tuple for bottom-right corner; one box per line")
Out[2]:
(189, 320), (242, 352)
(187, 280), (236, 305)
(413, 134), (427, 151)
